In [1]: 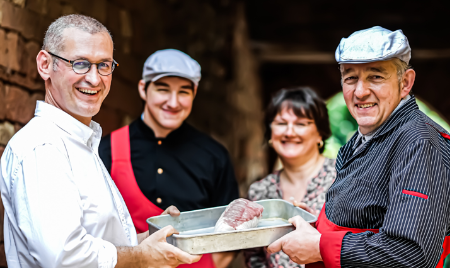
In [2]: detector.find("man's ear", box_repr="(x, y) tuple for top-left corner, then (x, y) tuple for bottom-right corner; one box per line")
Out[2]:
(138, 79), (147, 101)
(400, 69), (416, 98)
(36, 50), (52, 81)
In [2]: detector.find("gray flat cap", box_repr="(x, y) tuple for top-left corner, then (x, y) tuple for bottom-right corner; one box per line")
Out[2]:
(142, 49), (201, 86)
(335, 26), (411, 64)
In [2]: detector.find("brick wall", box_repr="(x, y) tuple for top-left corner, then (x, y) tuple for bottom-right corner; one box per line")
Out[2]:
(0, 1), (265, 266)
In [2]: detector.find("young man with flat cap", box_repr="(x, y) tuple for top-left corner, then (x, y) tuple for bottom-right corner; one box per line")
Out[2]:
(99, 49), (239, 268)
(0, 15), (200, 268)
(267, 26), (450, 268)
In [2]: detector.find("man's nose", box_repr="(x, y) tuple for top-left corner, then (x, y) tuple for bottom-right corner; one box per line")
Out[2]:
(354, 79), (370, 99)
(84, 65), (101, 86)
(166, 91), (179, 108)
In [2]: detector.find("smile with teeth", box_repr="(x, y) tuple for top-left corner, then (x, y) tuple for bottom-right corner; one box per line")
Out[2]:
(77, 88), (98, 95)
(357, 103), (376, 109)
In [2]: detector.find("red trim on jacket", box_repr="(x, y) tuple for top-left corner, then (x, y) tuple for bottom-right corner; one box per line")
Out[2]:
(308, 204), (449, 268)
(306, 205), (380, 268)
(402, 189), (428, 199)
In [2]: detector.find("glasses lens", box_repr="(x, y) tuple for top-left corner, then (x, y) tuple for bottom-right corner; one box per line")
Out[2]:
(271, 123), (287, 133)
(73, 60), (91, 74)
(98, 61), (113, 75)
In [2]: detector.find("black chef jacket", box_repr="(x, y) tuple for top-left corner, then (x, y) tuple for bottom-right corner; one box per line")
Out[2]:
(99, 119), (239, 212)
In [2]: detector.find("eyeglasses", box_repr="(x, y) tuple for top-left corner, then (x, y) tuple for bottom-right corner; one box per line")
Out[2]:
(270, 121), (314, 134)
(48, 52), (119, 76)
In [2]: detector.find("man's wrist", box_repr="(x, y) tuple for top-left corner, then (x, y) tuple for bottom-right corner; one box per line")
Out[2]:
(314, 234), (323, 263)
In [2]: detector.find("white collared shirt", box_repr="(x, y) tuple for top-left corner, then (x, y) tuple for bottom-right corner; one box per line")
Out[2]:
(0, 101), (138, 268)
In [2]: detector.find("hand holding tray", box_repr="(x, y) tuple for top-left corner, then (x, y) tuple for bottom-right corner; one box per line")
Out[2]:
(147, 199), (317, 254)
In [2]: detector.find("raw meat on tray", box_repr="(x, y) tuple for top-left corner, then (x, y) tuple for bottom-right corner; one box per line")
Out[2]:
(214, 198), (264, 232)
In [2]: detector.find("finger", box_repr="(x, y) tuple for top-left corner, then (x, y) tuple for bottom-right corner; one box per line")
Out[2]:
(168, 206), (181, 217)
(154, 225), (179, 241)
(168, 245), (203, 264)
(294, 201), (307, 210)
(288, 216), (303, 228)
(267, 237), (283, 254)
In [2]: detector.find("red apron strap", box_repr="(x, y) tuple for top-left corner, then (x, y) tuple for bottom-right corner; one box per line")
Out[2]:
(110, 126), (216, 268)
(111, 126), (164, 233)
(179, 254), (215, 268)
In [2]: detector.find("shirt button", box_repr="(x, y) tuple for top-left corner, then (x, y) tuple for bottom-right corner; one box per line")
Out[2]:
(156, 198), (162, 204)
(157, 168), (163, 174)
(158, 140), (162, 145)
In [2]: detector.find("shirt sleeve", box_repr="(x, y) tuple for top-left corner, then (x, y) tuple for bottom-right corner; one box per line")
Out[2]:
(99, 134), (112, 174)
(211, 150), (239, 207)
(335, 139), (449, 268)
(11, 144), (118, 268)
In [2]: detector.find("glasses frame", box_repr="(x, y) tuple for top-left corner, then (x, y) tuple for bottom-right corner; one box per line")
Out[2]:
(47, 51), (119, 76)
(270, 121), (314, 135)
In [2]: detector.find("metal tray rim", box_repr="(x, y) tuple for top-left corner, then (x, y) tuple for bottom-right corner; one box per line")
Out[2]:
(147, 199), (315, 238)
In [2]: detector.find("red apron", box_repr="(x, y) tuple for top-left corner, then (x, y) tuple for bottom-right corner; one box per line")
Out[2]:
(110, 126), (215, 268)
(306, 206), (450, 268)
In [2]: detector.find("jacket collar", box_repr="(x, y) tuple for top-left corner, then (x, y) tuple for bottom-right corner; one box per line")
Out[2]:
(338, 95), (419, 169)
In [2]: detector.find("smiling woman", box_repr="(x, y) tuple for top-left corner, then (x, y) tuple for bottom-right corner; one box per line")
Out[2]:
(244, 87), (336, 268)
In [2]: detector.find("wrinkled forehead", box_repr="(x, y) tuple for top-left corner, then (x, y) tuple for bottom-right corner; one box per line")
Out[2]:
(340, 60), (396, 76)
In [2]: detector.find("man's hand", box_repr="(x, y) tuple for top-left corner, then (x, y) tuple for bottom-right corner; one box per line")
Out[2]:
(135, 206), (181, 245)
(267, 216), (322, 264)
(161, 205), (181, 217)
(118, 225), (202, 268)
(139, 225), (202, 267)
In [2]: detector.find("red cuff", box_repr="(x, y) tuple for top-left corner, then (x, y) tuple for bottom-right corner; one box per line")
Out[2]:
(319, 231), (349, 268)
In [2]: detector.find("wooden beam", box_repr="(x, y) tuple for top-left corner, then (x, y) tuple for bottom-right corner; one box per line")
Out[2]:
(253, 42), (450, 63)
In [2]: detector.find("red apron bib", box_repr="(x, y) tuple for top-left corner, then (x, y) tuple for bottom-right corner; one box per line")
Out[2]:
(111, 126), (215, 268)
(306, 205), (450, 268)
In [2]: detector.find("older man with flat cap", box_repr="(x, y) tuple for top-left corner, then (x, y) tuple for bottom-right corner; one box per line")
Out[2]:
(267, 26), (450, 268)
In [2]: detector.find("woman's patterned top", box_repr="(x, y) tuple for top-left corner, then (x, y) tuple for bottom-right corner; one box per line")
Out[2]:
(244, 157), (336, 268)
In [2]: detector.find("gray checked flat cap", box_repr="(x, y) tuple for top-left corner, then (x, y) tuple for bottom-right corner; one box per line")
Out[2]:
(142, 49), (201, 86)
(335, 26), (411, 64)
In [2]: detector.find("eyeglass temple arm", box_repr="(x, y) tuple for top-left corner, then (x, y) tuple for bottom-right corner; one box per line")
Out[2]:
(47, 52), (73, 64)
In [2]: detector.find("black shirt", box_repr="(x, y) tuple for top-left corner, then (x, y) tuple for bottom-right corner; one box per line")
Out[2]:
(99, 119), (239, 212)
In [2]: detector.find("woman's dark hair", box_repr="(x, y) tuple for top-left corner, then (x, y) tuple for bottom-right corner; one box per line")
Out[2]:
(265, 87), (331, 154)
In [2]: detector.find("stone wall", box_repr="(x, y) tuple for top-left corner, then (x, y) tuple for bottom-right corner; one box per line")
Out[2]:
(0, 0), (265, 266)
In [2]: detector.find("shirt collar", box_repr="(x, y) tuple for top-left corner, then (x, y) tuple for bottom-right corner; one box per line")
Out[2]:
(353, 94), (412, 150)
(34, 101), (102, 149)
(138, 117), (188, 141)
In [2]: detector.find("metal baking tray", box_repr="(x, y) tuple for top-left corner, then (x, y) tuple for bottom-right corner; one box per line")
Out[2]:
(147, 199), (317, 254)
